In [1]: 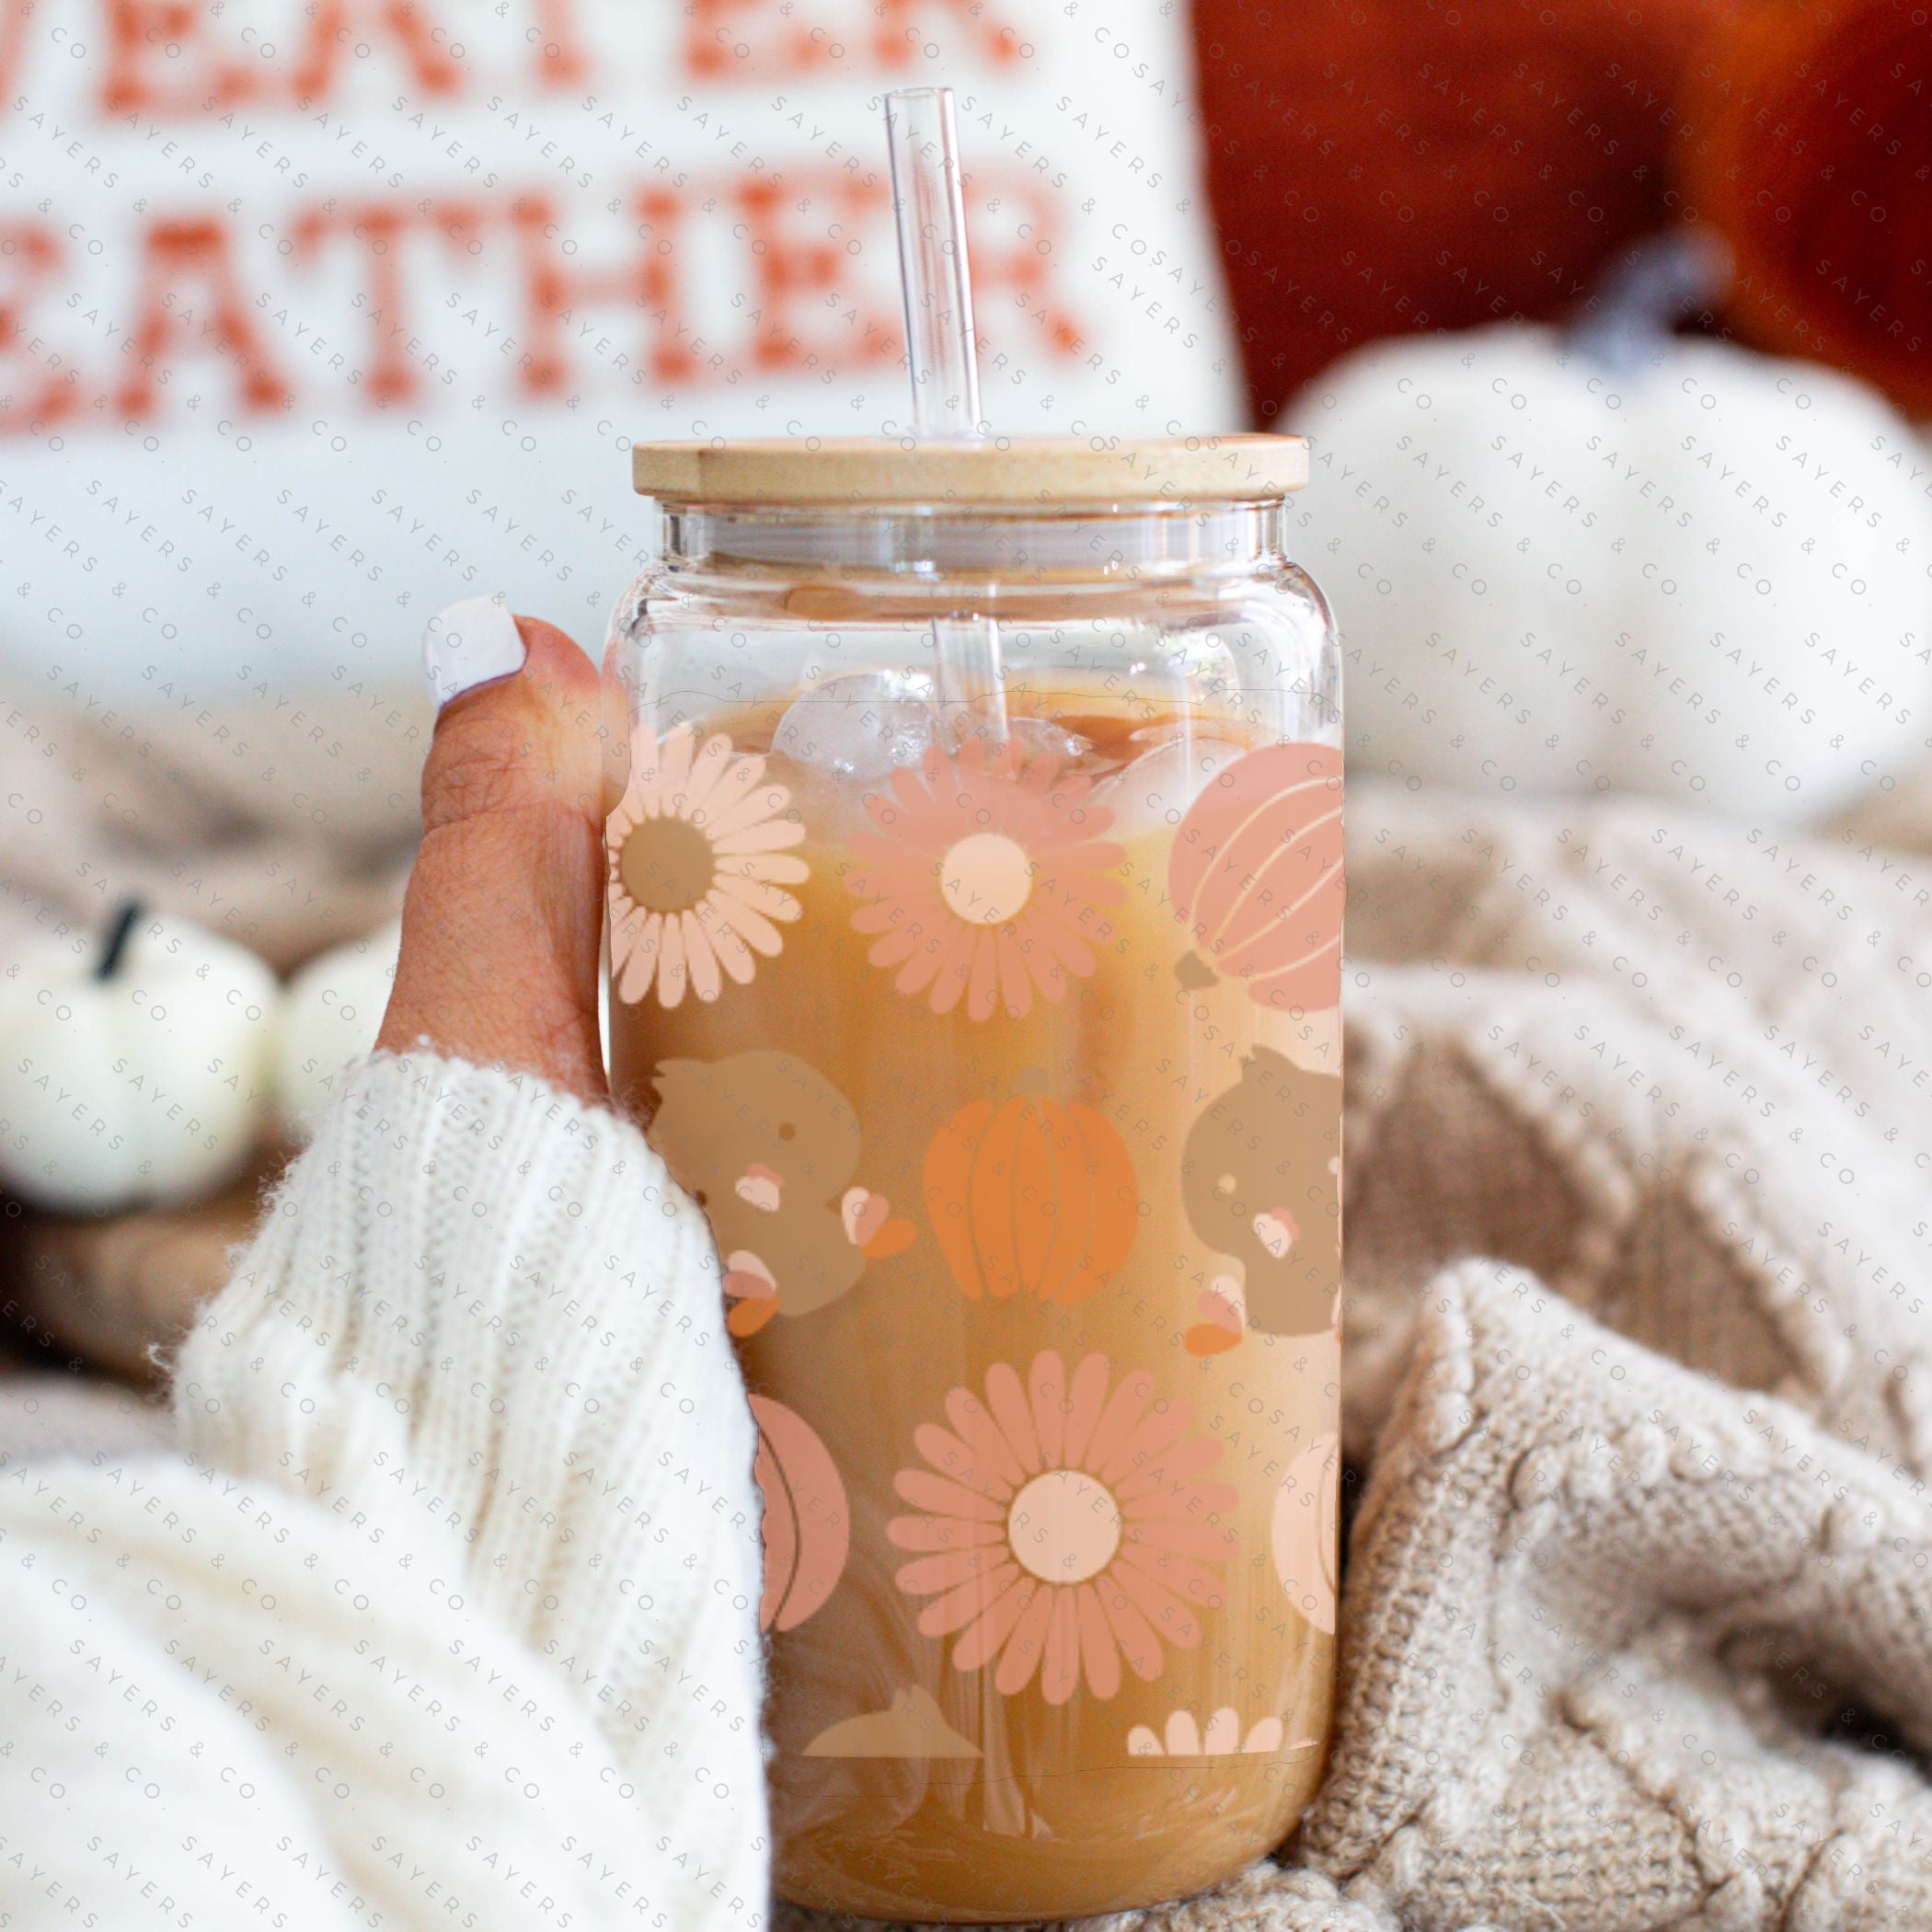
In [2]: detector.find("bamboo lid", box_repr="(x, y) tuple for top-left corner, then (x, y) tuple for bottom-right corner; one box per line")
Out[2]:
(630, 433), (1305, 505)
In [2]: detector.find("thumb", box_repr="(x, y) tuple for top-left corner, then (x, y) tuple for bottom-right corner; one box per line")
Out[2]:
(376, 596), (607, 1104)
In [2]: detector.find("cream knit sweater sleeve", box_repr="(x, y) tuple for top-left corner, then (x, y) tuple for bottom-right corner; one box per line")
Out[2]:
(0, 1052), (769, 1932)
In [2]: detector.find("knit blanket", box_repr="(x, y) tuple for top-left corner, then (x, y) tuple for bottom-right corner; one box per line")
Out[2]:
(782, 779), (1932, 1931)
(10, 664), (1932, 1928)
(0, 680), (423, 971)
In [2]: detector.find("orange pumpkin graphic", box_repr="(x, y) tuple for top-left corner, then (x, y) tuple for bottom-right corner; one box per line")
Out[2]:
(1168, 742), (1342, 1013)
(923, 1075), (1138, 1304)
(750, 1394), (850, 1633)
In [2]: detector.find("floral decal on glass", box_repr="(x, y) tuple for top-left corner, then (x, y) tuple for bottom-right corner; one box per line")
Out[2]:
(1126, 1708), (1286, 1757)
(845, 738), (1125, 1022)
(887, 1351), (1237, 1705)
(608, 720), (806, 1008)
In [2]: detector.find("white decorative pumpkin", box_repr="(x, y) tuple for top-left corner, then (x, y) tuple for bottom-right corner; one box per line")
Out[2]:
(1294, 260), (1932, 822)
(272, 920), (402, 1137)
(0, 905), (280, 1213)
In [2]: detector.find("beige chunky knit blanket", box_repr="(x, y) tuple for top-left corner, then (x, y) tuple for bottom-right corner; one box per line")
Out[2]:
(782, 778), (1932, 1932)
(9, 673), (1932, 1930)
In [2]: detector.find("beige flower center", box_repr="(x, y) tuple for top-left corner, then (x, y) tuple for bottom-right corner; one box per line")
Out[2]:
(1007, 1468), (1122, 1583)
(619, 815), (717, 915)
(939, 833), (1033, 926)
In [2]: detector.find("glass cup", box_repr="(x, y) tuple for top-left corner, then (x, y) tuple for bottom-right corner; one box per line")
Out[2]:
(603, 435), (1341, 1923)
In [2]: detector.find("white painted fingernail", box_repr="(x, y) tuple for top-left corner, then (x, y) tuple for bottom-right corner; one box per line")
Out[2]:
(423, 594), (525, 707)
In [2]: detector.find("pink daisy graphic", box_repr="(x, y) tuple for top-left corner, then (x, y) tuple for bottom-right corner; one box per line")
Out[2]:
(845, 738), (1126, 1022)
(1126, 1708), (1290, 1757)
(607, 721), (807, 1008)
(886, 1351), (1238, 1705)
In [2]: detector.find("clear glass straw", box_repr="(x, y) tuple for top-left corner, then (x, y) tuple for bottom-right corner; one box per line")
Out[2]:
(882, 86), (1006, 743)
(885, 86), (983, 438)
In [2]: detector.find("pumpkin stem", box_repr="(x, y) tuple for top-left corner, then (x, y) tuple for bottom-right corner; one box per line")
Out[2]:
(97, 898), (144, 982)
(1569, 233), (1732, 377)
(1174, 949), (1219, 993)
(1015, 1065), (1051, 1096)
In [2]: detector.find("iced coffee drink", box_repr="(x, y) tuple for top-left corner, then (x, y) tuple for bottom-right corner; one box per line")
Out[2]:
(605, 435), (1340, 1922)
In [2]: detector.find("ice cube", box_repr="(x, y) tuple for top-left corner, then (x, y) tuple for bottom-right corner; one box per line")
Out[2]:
(774, 670), (936, 780)
(949, 710), (1091, 769)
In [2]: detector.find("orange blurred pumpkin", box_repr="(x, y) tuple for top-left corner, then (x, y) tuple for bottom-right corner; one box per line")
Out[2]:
(1191, 0), (1731, 419)
(923, 1078), (1138, 1304)
(750, 1394), (849, 1633)
(1168, 744), (1343, 1014)
(1680, 0), (1932, 417)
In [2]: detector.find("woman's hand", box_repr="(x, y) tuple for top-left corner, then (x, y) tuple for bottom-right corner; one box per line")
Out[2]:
(111, 601), (773, 1932)
(377, 595), (609, 1103)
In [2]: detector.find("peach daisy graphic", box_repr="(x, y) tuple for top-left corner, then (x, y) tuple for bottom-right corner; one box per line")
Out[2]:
(607, 720), (807, 1008)
(845, 738), (1126, 1022)
(1125, 1708), (1289, 1757)
(886, 1351), (1238, 1705)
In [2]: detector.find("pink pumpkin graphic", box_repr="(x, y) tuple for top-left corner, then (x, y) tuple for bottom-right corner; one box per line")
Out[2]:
(1168, 742), (1342, 1013)
(751, 1394), (850, 1632)
(1271, 1432), (1340, 1637)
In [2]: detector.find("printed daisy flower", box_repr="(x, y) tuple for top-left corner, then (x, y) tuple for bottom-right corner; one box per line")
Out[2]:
(607, 721), (807, 1009)
(886, 1351), (1238, 1705)
(846, 739), (1126, 1022)
(1126, 1709), (1290, 1757)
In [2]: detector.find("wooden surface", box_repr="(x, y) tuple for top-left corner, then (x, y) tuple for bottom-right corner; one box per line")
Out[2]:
(0, 1148), (289, 1386)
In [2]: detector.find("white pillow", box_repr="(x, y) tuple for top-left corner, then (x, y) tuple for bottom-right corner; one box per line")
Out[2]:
(3, 2), (1238, 691)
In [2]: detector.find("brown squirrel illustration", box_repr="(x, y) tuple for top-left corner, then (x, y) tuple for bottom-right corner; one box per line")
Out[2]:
(650, 1049), (913, 1336)
(1181, 1047), (1340, 1341)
